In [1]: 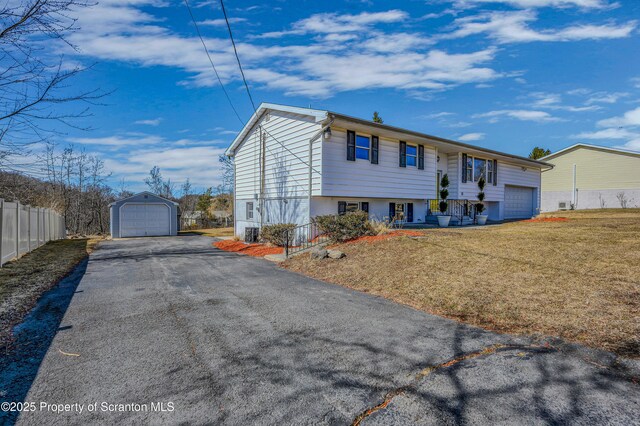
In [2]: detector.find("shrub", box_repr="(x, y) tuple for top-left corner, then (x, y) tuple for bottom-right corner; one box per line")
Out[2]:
(314, 211), (374, 243)
(260, 223), (296, 246)
(476, 176), (486, 215)
(370, 219), (393, 236)
(439, 173), (450, 214)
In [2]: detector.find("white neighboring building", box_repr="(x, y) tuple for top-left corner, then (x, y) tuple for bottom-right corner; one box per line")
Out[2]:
(226, 103), (551, 236)
(541, 143), (640, 211)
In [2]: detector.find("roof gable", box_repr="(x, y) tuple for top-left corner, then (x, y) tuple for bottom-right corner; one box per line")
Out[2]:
(541, 143), (640, 161)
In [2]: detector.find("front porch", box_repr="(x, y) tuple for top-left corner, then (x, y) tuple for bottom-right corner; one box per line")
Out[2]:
(425, 199), (477, 226)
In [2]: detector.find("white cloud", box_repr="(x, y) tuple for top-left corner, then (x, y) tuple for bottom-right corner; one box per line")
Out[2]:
(103, 145), (228, 189)
(572, 128), (639, 139)
(473, 109), (562, 122)
(63, 5), (503, 98)
(632, 77), (640, 89)
(199, 17), (246, 27)
(444, 10), (636, 44)
(597, 106), (640, 127)
(134, 118), (162, 126)
(453, 0), (616, 8)
(585, 92), (629, 104)
(529, 92), (600, 111)
(459, 132), (485, 141)
(257, 10), (408, 38)
(68, 135), (163, 146)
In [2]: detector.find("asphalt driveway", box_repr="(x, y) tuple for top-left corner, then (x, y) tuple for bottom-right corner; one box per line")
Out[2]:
(8, 236), (640, 425)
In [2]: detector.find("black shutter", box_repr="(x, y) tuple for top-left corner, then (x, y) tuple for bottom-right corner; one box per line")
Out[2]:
(399, 141), (406, 167)
(418, 145), (424, 170)
(493, 159), (498, 186)
(462, 153), (468, 183)
(407, 203), (414, 222)
(347, 130), (356, 161)
(338, 201), (346, 215)
(389, 202), (395, 221)
(360, 202), (369, 214)
(371, 136), (379, 164)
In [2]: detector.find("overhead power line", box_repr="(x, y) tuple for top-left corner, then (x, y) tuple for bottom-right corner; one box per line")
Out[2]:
(219, 0), (257, 112)
(182, 0), (244, 126)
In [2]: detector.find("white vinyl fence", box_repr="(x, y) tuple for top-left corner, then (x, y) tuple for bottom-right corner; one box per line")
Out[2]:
(0, 199), (66, 267)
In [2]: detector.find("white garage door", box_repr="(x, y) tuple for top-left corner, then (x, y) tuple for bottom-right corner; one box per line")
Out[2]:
(504, 186), (534, 219)
(121, 204), (170, 237)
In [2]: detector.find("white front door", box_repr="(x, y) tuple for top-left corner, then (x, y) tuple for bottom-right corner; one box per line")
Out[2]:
(504, 186), (534, 219)
(121, 204), (171, 237)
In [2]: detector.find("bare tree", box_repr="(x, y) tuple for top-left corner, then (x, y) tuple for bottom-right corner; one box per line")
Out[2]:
(218, 154), (234, 194)
(0, 0), (104, 168)
(144, 166), (175, 199)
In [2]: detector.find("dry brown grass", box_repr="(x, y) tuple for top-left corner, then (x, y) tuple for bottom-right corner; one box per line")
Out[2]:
(0, 238), (99, 347)
(284, 209), (640, 357)
(180, 227), (234, 237)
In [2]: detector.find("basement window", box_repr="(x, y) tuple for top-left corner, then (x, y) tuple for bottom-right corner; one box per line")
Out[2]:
(246, 202), (254, 220)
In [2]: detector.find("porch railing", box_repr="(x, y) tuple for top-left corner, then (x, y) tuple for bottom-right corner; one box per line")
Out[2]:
(427, 199), (476, 224)
(284, 222), (329, 258)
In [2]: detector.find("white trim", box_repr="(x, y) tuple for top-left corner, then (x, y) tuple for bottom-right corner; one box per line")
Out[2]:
(119, 202), (171, 238)
(110, 191), (178, 206)
(541, 143), (640, 161)
(226, 103), (328, 157)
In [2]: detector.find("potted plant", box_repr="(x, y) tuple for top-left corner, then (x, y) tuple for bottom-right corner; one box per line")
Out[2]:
(476, 176), (488, 225)
(437, 173), (451, 227)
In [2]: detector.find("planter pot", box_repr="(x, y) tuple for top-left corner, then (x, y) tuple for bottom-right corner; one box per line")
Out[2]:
(437, 215), (451, 227)
(476, 214), (488, 225)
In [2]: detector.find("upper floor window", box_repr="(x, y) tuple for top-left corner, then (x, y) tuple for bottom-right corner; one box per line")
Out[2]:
(474, 158), (486, 182)
(487, 159), (494, 184)
(356, 135), (370, 160)
(465, 156), (473, 182)
(406, 145), (417, 167)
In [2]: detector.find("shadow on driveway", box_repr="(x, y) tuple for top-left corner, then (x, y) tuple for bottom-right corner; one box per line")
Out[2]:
(0, 260), (88, 425)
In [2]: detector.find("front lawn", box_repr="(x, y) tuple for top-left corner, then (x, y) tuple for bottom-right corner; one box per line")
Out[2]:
(0, 238), (99, 348)
(284, 209), (640, 357)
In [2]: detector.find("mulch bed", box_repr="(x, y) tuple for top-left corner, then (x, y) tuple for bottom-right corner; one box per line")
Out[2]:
(214, 240), (283, 257)
(523, 217), (568, 223)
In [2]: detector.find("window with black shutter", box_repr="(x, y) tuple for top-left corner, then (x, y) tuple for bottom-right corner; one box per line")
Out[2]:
(418, 145), (424, 170)
(407, 203), (414, 222)
(399, 141), (406, 167)
(338, 201), (347, 215)
(371, 136), (379, 164)
(389, 202), (396, 221)
(461, 153), (468, 183)
(493, 159), (498, 185)
(361, 202), (369, 214)
(347, 130), (356, 161)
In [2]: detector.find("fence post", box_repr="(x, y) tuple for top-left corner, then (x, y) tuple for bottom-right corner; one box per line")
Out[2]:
(0, 199), (4, 267)
(16, 201), (20, 260)
(26, 206), (31, 252)
(285, 229), (289, 259)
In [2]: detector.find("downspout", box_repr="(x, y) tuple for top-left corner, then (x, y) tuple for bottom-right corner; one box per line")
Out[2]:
(572, 163), (577, 208)
(260, 126), (266, 227)
(307, 115), (334, 223)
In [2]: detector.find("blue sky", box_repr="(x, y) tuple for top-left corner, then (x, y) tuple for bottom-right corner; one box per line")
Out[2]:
(49, 0), (640, 192)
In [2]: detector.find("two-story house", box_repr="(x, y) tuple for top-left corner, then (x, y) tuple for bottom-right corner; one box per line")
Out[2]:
(226, 103), (551, 236)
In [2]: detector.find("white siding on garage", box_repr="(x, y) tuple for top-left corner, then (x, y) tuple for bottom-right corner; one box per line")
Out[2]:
(321, 128), (436, 199)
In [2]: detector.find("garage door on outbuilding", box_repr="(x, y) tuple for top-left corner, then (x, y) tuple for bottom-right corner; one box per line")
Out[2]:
(504, 185), (534, 219)
(110, 192), (178, 238)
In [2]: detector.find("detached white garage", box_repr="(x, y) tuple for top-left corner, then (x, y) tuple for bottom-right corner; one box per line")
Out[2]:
(110, 192), (178, 238)
(504, 185), (535, 219)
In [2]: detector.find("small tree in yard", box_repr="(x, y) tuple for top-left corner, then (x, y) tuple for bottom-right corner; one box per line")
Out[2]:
(476, 176), (486, 223)
(439, 173), (449, 214)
